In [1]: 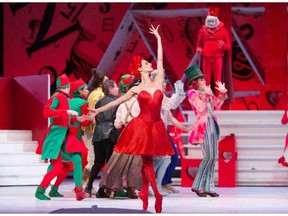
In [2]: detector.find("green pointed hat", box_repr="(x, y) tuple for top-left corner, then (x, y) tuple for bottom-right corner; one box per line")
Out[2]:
(184, 64), (205, 82)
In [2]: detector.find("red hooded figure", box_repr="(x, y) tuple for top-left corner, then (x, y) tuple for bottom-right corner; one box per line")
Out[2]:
(196, 6), (231, 95)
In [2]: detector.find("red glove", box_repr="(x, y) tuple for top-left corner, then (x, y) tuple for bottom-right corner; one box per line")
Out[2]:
(218, 40), (225, 49)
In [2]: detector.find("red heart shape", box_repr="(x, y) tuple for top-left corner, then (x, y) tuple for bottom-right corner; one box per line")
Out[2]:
(265, 90), (282, 107)
(222, 152), (233, 163)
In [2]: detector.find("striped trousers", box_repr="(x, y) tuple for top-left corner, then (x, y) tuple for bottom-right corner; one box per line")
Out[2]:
(192, 116), (219, 192)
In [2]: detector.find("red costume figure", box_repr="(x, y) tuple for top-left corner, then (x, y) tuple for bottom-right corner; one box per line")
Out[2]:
(196, 6), (231, 95)
(278, 103), (288, 167)
(60, 78), (91, 201)
(35, 74), (79, 200)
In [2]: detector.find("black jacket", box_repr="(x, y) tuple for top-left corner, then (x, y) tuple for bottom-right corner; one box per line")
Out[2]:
(92, 94), (119, 144)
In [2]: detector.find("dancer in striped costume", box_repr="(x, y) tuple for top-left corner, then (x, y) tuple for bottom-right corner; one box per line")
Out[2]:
(185, 64), (227, 197)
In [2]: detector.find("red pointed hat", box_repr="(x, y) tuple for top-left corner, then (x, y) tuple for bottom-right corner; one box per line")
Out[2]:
(119, 74), (135, 95)
(56, 74), (70, 89)
(70, 78), (87, 95)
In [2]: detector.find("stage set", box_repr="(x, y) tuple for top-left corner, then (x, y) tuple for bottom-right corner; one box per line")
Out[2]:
(0, 2), (288, 215)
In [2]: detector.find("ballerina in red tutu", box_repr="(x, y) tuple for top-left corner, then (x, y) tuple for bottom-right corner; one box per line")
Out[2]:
(89, 24), (174, 213)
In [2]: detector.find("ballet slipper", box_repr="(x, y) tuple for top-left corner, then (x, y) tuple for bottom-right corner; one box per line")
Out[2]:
(154, 194), (163, 213)
(138, 191), (148, 210)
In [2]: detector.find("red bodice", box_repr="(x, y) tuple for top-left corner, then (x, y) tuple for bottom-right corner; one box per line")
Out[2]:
(113, 89), (174, 156)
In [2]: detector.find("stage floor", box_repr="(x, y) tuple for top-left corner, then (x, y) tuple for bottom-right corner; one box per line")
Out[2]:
(1, 179), (288, 214)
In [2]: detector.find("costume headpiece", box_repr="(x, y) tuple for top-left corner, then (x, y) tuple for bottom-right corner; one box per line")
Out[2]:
(184, 64), (205, 82)
(208, 6), (219, 17)
(205, 6), (220, 28)
(56, 74), (70, 89)
(129, 56), (143, 79)
(70, 78), (87, 97)
(119, 74), (135, 95)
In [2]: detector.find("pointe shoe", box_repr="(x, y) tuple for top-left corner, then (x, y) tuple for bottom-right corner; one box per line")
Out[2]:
(154, 194), (163, 213)
(138, 192), (148, 210)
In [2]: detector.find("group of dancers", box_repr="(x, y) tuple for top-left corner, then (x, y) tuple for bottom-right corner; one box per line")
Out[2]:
(35, 24), (228, 213)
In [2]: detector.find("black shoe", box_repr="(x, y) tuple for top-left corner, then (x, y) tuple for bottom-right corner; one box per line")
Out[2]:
(191, 188), (197, 193)
(206, 192), (219, 197)
(96, 188), (109, 198)
(126, 188), (138, 199)
(196, 191), (207, 197)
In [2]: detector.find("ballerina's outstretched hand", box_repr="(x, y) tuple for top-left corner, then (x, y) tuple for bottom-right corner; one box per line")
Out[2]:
(149, 24), (160, 38)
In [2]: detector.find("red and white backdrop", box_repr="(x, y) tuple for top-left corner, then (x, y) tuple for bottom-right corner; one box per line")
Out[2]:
(3, 2), (288, 112)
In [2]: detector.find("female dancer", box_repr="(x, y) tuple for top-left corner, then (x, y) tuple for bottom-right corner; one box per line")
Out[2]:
(89, 24), (174, 213)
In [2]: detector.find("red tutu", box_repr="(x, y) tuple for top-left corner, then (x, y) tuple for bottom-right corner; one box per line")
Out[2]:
(114, 89), (174, 156)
